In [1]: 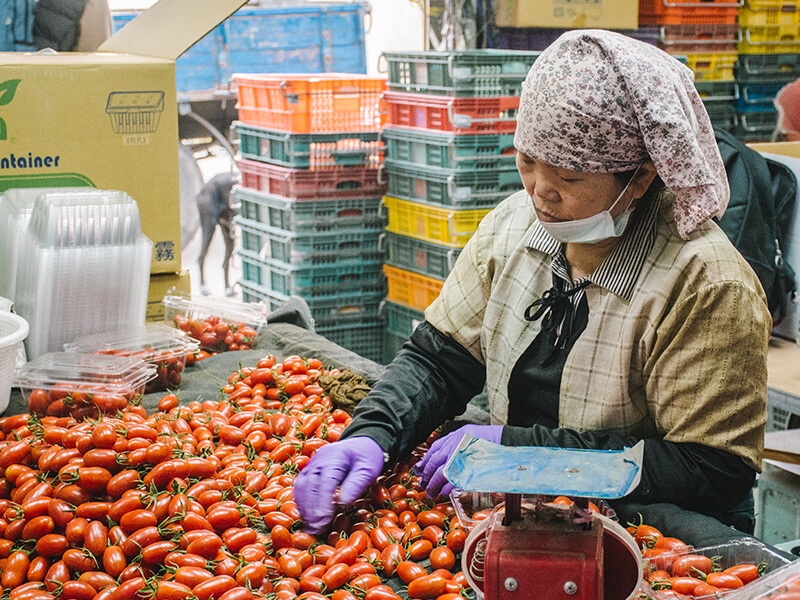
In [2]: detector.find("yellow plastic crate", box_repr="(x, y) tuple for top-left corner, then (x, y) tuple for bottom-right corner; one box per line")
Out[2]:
(740, 25), (800, 53)
(682, 52), (738, 81)
(383, 264), (444, 312)
(740, 5), (800, 27)
(383, 195), (490, 248)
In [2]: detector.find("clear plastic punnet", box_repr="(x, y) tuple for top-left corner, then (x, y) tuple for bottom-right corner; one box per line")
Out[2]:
(63, 323), (200, 393)
(162, 292), (267, 353)
(640, 538), (795, 600)
(13, 351), (156, 419)
(12, 189), (152, 360)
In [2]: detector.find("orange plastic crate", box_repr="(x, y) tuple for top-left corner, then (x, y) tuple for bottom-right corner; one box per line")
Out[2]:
(383, 91), (520, 134)
(383, 264), (444, 312)
(639, 0), (740, 24)
(234, 74), (387, 133)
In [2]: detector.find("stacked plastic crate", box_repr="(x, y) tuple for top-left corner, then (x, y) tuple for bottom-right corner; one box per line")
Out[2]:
(639, 0), (741, 135)
(231, 73), (388, 363)
(379, 51), (537, 363)
(735, 0), (800, 142)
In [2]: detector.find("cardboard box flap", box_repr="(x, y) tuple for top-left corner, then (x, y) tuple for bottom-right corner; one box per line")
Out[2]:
(99, 0), (247, 61)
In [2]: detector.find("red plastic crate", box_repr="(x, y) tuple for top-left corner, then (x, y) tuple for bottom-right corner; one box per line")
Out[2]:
(235, 157), (387, 200)
(234, 73), (387, 133)
(639, 0), (740, 24)
(383, 91), (520, 134)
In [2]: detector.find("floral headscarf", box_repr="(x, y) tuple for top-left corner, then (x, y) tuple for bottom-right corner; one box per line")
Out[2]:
(514, 29), (729, 239)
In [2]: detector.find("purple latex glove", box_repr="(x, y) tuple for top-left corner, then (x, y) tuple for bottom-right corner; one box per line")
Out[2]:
(293, 436), (385, 534)
(416, 425), (503, 498)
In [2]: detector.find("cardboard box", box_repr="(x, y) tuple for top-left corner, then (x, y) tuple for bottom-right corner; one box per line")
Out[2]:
(0, 0), (247, 274)
(147, 270), (191, 323)
(494, 0), (638, 29)
(748, 142), (800, 342)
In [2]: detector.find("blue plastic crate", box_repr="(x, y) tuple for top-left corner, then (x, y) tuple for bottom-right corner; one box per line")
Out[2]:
(384, 159), (523, 209)
(234, 186), (384, 232)
(736, 82), (784, 112)
(384, 232), (461, 280)
(237, 217), (385, 266)
(112, 3), (368, 95)
(238, 249), (385, 298)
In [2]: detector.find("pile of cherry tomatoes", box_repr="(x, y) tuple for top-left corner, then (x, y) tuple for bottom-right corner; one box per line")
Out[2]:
(0, 354), (472, 600)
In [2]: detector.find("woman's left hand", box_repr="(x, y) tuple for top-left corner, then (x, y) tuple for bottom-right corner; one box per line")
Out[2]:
(416, 424), (503, 498)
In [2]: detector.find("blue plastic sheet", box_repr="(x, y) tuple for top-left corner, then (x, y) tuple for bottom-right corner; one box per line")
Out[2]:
(443, 435), (643, 498)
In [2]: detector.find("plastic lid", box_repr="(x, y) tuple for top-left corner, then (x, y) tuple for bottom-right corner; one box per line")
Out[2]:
(13, 351), (156, 394)
(64, 323), (200, 362)
(26, 189), (144, 248)
(163, 292), (268, 329)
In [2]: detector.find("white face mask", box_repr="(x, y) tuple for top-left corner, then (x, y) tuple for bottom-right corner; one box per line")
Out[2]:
(538, 165), (642, 244)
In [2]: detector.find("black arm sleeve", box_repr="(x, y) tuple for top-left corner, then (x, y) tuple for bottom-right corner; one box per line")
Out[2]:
(339, 321), (487, 462)
(502, 425), (756, 515)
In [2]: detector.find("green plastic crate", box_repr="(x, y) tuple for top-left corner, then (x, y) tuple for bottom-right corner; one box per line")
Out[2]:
(382, 127), (517, 171)
(234, 121), (383, 169)
(383, 50), (540, 97)
(238, 217), (384, 266)
(238, 278), (384, 318)
(735, 53), (800, 83)
(384, 232), (461, 280)
(316, 318), (385, 364)
(384, 159), (522, 209)
(238, 249), (385, 298)
(735, 110), (779, 141)
(234, 186), (384, 232)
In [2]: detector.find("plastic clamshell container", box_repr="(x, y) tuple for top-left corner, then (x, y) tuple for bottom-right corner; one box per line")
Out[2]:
(640, 538), (795, 600)
(162, 293), (267, 353)
(719, 558), (800, 600)
(63, 323), (200, 393)
(13, 351), (156, 418)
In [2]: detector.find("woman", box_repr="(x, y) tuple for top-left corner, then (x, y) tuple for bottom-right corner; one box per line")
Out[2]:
(294, 30), (771, 536)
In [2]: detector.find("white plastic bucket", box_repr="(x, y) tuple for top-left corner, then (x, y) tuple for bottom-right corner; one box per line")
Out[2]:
(0, 312), (29, 414)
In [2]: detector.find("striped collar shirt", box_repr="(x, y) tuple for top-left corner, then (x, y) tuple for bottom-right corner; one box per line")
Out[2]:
(524, 194), (662, 306)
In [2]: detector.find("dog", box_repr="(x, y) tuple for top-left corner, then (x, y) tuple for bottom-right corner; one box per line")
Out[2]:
(196, 172), (238, 296)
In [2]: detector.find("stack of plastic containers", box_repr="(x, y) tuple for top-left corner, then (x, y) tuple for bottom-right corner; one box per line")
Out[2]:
(12, 189), (152, 360)
(229, 73), (388, 362)
(639, 0), (742, 134)
(379, 50), (534, 363)
(735, 0), (800, 141)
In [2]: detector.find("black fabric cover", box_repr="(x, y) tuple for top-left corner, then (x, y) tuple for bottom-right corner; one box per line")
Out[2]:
(714, 128), (798, 322)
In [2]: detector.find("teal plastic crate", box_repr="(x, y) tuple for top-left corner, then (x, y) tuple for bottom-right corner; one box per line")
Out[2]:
(238, 249), (385, 298)
(757, 463), (800, 546)
(384, 232), (461, 280)
(234, 122), (383, 169)
(383, 50), (540, 97)
(383, 159), (523, 209)
(736, 53), (800, 83)
(382, 127), (517, 171)
(384, 330), (406, 365)
(234, 186), (385, 232)
(382, 299), (425, 339)
(735, 111), (779, 141)
(238, 279), (384, 319)
(316, 317), (385, 364)
(238, 217), (385, 266)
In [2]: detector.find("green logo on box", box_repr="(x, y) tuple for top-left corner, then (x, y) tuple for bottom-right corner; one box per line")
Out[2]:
(0, 79), (21, 141)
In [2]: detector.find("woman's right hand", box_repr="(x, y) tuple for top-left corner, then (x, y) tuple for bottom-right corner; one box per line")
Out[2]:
(293, 436), (385, 534)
